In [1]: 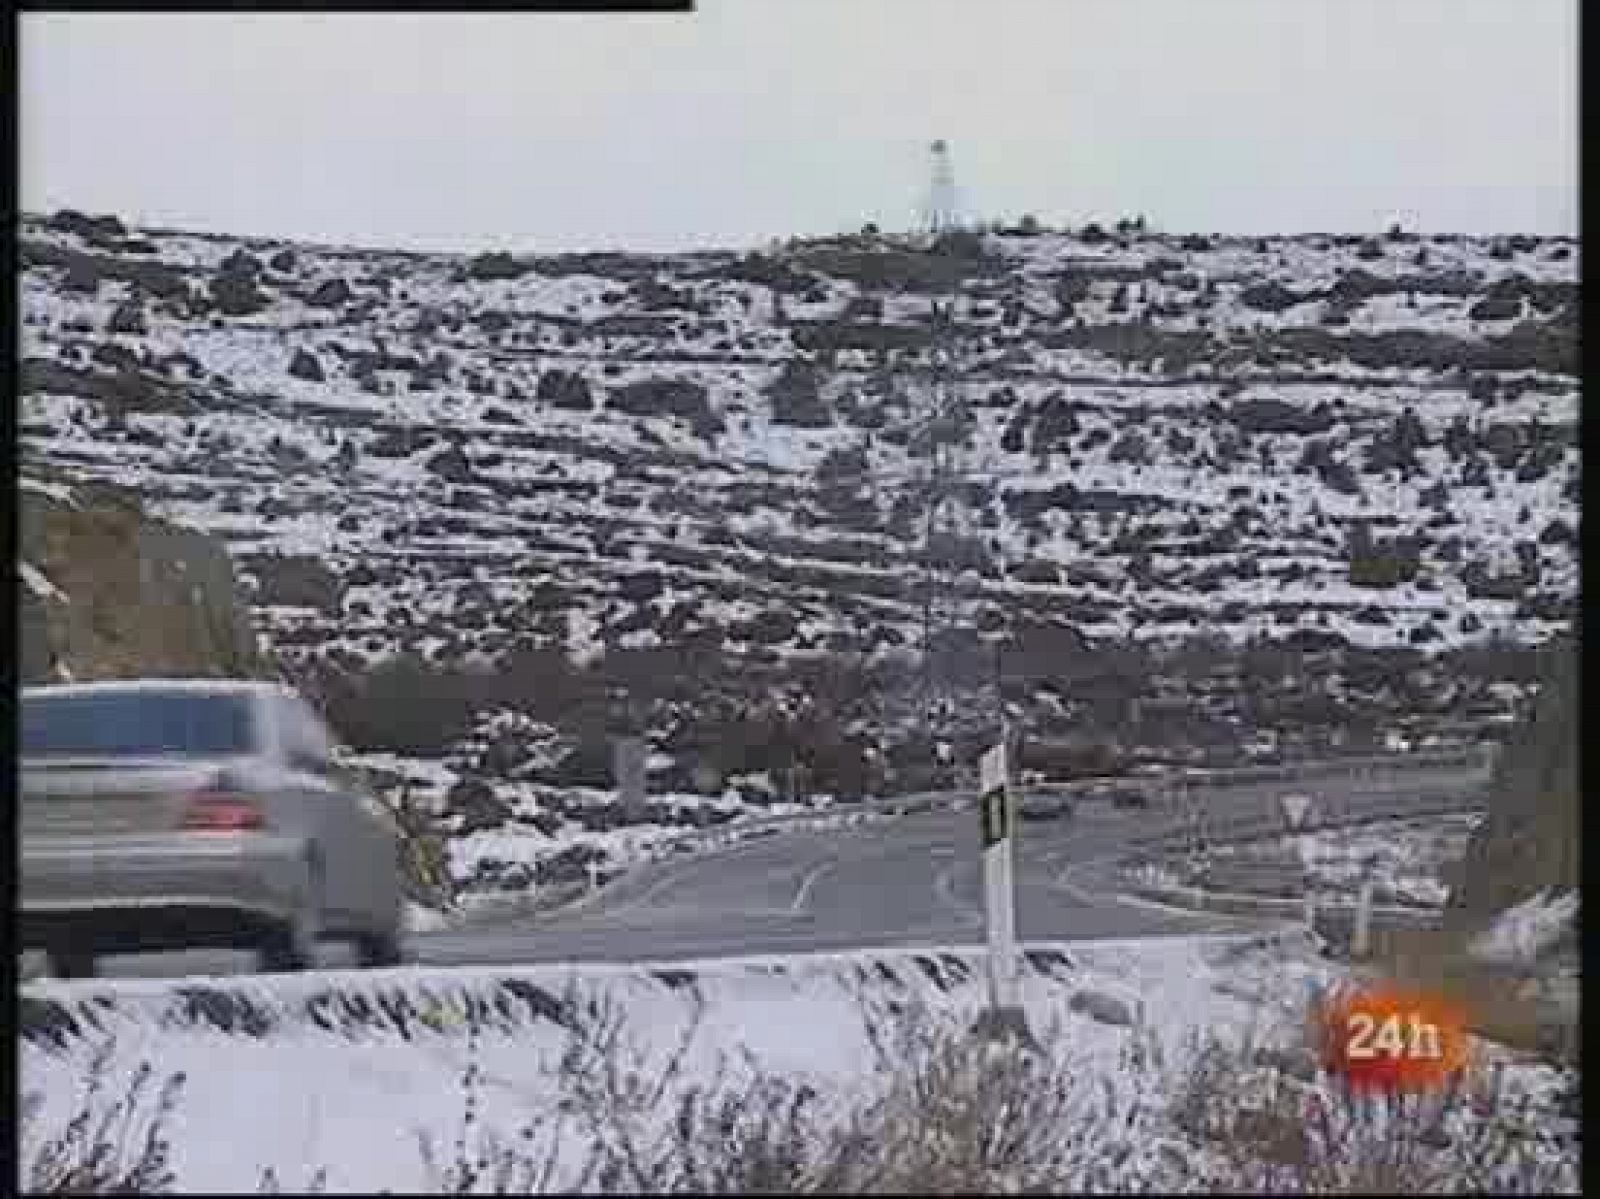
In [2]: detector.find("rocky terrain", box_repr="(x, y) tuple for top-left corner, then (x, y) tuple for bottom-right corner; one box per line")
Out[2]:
(19, 470), (266, 686)
(1446, 632), (1579, 923)
(17, 209), (1578, 886)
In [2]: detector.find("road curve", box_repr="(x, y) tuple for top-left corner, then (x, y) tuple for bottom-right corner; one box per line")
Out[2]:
(409, 770), (1486, 967)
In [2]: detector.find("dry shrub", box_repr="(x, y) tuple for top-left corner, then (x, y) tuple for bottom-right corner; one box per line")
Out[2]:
(20, 981), (1581, 1194)
(847, 999), (1184, 1193)
(20, 1039), (183, 1195)
(1169, 985), (1579, 1193)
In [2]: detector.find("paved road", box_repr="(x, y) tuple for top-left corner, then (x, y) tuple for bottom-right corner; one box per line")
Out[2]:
(46, 771), (1482, 978)
(406, 774), (1486, 967)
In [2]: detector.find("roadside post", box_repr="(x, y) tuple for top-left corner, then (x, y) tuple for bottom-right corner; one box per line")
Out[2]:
(970, 737), (1036, 1049)
(1188, 782), (1212, 909)
(613, 735), (648, 824)
(1278, 791), (1320, 932)
(1352, 853), (1378, 959)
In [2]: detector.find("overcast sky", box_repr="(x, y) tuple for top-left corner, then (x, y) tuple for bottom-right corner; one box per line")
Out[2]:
(20, 2), (1577, 254)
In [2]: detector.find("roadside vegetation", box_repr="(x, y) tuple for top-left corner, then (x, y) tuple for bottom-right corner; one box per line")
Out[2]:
(1368, 634), (1580, 1070)
(22, 987), (1578, 1194)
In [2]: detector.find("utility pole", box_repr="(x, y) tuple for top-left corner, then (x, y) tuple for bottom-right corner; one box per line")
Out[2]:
(924, 139), (959, 236)
(914, 140), (970, 767)
(609, 686), (648, 824)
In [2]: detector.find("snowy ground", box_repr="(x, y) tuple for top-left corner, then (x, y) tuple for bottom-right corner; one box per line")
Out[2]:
(1292, 815), (1482, 906)
(1196, 814), (1484, 907)
(340, 745), (853, 904)
(18, 932), (1577, 1192)
(1469, 888), (1580, 967)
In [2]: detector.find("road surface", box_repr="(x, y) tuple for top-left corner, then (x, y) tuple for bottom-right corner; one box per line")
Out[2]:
(407, 774), (1483, 967)
(53, 771), (1482, 978)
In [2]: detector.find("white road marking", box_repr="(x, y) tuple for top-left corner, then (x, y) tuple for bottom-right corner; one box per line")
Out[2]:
(790, 858), (836, 913)
(1054, 874), (1103, 905)
(933, 860), (983, 929)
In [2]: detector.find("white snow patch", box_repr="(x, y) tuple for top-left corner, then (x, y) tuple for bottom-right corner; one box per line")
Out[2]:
(20, 933), (1336, 1193)
(1469, 888), (1579, 966)
(20, 562), (68, 603)
(21, 475), (77, 505)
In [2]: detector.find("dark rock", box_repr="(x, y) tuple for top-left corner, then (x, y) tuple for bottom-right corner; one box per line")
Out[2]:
(307, 278), (353, 308)
(218, 249), (264, 281)
(466, 252), (529, 282)
(91, 341), (143, 373)
(1227, 397), (1335, 436)
(62, 259), (102, 293)
(424, 445), (475, 485)
(252, 554), (344, 614)
(47, 209), (127, 243)
(766, 361), (832, 428)
(537, 369), (593, 410)
(448, 776), (516, 835)
(1462, 563), (1526, 602)
(287, 348), (325, 382)
(211, 268), (268, 317)
(617, 570), (664, 604)
(1469, 293), (1522, 322)
(607, 378), (721, 437)
(1238, 281), (1307, 313)
(1069, 988), (1137, 1026)
(366, 426), (433, 458)
(107, 300), (147, 335)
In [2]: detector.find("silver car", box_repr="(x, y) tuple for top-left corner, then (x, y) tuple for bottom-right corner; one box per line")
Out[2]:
(21, 679), (405, 977)
(1018, 792), (1074, 822)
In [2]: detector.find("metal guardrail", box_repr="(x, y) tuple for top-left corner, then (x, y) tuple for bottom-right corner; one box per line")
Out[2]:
(513, 752), (1494, 922)
(1132, 792), (1487, 851)
(681, 744), (1498, 845)
(1126, 880), (1446, 936)
(1163, 743), (1497, 791)
(621, 748), (1495, 886)
(1022, 743), (1497, 801)
(1120, 793), (1487, 870)
(1116, 791), (1490, 938)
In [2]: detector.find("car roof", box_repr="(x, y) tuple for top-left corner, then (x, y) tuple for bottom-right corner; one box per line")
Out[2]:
(22, 678), (293, 702)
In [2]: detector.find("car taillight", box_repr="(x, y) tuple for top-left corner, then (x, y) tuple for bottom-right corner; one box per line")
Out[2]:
(182, 791), (266, 831)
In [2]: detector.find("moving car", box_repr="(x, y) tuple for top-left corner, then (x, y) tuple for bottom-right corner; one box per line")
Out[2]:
(1107, 784), (1151, 810)
(20, 679), (405, 977)
(1018, 792), (1075, 822)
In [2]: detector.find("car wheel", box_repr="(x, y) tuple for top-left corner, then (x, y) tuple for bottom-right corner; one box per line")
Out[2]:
(49, 945), (98, 979)
(354, 929), (403, 968)
(259, 850), (322, 973)
(258, 921), (314, 973)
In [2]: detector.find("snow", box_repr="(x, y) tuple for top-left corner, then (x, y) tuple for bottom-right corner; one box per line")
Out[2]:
(14, 218), (1577, 923)
(20, 475), (77, 505)
(1292, 815), (1481, 903)
(20, 245), (1576, 654)
(12, 934), (1306, 1191)
(18, 931), (1576, 1192)
(20, 562), (68, 603)
(402, 902), (454, 933)
(1468, 888), (1579, 966)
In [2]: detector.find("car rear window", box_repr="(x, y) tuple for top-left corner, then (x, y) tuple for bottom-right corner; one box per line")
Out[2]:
(22, 691), (259, 758)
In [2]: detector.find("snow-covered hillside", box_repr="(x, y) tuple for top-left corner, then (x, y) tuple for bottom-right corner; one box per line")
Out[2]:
(17, 211), (1578, 832)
